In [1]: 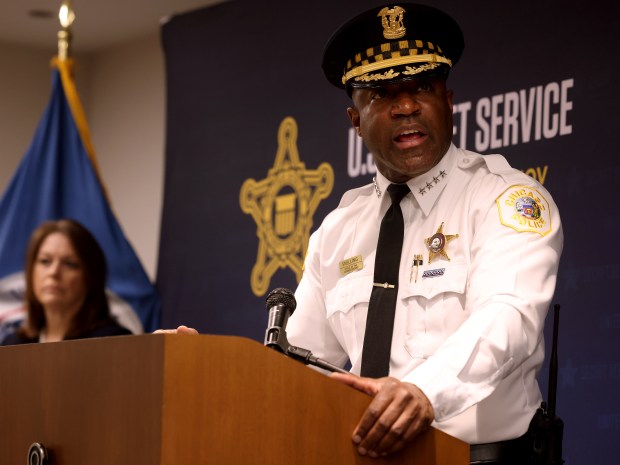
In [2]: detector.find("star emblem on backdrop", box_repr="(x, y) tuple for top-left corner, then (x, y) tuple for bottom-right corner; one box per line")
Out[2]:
(239, 117), (334, 296)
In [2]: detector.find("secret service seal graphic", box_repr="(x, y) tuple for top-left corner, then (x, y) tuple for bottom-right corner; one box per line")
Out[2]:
(240, 116), (334, 296)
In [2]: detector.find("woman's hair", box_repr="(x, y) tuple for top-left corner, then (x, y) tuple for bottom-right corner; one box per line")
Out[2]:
(20, 219), (113, 340)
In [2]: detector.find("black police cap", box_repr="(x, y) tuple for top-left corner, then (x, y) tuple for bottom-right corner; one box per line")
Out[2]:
(322, 3), (464, 91)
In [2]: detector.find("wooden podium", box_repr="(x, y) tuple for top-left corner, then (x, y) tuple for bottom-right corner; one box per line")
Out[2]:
(0, 335), (468, 464)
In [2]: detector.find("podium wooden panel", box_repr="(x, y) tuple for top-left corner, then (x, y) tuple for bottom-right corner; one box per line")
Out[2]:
(0, 335), (468, 464)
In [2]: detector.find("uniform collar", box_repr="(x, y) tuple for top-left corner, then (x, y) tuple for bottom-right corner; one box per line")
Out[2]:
(373, 144), (458, 216)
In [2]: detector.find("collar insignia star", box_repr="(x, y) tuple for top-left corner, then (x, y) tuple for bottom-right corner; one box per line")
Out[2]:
(424, 222), (459, 264)
(418, 169), (448, 195)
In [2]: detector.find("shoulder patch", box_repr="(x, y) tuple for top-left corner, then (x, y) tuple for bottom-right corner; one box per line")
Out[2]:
(496, 185), (552, 236)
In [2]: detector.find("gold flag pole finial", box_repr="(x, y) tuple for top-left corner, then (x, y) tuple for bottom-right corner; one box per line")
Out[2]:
(53, 0), (111, 202)
(58, 0), (75, 60)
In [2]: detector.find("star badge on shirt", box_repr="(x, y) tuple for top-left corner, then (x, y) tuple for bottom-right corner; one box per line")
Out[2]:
(424, 222), (459, 264)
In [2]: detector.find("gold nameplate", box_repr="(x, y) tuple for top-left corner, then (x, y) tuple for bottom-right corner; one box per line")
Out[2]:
(339, 255), (363, 276)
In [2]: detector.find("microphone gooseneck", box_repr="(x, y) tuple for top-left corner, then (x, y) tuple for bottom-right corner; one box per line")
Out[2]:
(263, 287), (348, 374)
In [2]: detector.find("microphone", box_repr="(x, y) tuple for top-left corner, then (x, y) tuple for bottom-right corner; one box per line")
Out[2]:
(264, 287), (296, 353)
(263, 287), (348, 374)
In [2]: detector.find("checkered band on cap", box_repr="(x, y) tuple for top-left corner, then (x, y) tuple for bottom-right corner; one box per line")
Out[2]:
(343, 39), (452, 85)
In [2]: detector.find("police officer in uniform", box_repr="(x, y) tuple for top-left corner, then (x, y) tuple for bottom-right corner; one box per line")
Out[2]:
(286, 3), (563, 463)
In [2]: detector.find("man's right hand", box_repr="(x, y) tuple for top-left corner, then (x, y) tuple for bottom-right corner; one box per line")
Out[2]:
(152, 325), (199, 335)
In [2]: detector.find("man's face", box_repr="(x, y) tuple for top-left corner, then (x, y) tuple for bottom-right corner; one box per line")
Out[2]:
(347, 76), (454, 183)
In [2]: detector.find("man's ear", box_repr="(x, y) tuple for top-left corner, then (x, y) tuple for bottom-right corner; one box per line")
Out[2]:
(347, 106), (361, 136)
(446, 89), (454, 112)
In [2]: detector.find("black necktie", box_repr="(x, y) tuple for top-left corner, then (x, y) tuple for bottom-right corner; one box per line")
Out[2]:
(360, 183), (410, 378)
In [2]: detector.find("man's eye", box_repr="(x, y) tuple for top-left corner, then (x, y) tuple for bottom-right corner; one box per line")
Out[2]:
(418, 81), (432, 91)
(371, 88), (388, 99)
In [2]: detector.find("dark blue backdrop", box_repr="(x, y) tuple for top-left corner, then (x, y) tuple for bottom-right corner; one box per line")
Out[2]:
(157, 1), (620, 463)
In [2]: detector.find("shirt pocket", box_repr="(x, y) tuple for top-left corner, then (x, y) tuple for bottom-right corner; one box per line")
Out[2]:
(401, 262), (469, 360)
(325, 270), (373, 358)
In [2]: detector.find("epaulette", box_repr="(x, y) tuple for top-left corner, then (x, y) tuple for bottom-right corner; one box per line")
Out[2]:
(481, 153), (536, 186)
(337, 183), (374, 209)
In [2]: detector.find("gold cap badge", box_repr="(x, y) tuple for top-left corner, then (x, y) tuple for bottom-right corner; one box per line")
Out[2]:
(378, 6), (406, 39)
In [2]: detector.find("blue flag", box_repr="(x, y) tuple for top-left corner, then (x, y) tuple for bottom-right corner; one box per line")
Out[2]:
(0, 62), (160, 336)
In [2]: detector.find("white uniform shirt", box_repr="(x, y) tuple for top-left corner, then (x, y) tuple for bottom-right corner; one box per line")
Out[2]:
(287, 144), (563, 444)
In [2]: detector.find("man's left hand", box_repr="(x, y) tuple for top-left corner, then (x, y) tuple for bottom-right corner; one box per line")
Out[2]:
(331, 373), (434, 458)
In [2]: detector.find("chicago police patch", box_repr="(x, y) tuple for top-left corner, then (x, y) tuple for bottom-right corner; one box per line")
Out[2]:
(496, 185), (552, 236)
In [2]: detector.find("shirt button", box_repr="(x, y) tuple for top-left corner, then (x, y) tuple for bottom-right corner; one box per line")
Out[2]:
(458, 157), (471, 168)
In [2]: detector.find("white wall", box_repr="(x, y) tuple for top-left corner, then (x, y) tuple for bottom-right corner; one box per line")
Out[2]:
(87, 33), (165, 281)
(0, 43), (54, 190)
(0, 34), (165, 281)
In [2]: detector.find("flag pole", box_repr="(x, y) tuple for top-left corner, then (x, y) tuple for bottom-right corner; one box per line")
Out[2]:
(53, 0), (111, 203)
